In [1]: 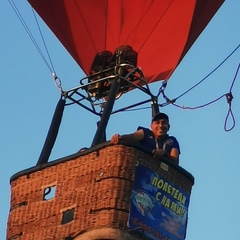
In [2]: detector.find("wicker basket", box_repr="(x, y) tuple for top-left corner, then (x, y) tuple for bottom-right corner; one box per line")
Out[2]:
(7, 144), (194, 240)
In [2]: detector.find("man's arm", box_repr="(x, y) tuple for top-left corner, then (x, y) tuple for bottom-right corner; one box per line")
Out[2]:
(169, 148), (179, 165)
(110, 129), (144, 144)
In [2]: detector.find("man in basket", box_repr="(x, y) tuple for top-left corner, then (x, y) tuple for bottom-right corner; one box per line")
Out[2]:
(110, 112), (180, 165)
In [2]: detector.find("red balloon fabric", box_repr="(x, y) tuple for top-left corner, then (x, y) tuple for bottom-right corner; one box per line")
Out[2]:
(28, 0), (224, 84)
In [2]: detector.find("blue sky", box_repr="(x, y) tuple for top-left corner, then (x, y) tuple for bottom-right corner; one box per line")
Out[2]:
(1, 1), (240, 239)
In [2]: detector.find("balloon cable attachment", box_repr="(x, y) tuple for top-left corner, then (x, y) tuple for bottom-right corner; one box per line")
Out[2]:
(157, 80), (167, 97)
(52, 72), (63, 93)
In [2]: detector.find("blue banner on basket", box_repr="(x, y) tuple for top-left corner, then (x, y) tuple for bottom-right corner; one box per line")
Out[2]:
(128, 164), (190, 240)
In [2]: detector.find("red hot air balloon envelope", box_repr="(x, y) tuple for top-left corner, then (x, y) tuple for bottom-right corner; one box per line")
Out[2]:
(28, 0), (224, 84)
(27, 0), (224, 149)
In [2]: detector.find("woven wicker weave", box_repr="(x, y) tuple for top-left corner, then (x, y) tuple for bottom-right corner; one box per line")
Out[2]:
(7, 144), (194, 240)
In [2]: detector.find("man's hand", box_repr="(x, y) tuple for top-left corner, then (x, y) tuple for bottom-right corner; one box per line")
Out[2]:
(110, 130), (144, 145)
(110, 134), (121, 144)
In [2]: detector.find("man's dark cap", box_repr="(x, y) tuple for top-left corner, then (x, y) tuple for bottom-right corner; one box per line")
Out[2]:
(151, 112), (169, 123)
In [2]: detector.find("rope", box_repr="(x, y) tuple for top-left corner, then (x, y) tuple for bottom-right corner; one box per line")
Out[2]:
(31, 8), (56, 74)
(224, 63), (240, 131)
(158, 44), (240, 131)
(9, 0), (63, 92)
(174, 44), (240, 101)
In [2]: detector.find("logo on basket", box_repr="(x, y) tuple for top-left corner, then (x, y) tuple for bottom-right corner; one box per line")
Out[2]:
(134, 191), (153, 216)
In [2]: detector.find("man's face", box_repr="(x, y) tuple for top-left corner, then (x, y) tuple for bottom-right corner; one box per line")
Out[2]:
(150, 118), (169, 138)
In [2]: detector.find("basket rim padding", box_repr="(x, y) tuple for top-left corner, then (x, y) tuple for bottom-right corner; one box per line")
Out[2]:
(10, 141), (194, 185)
